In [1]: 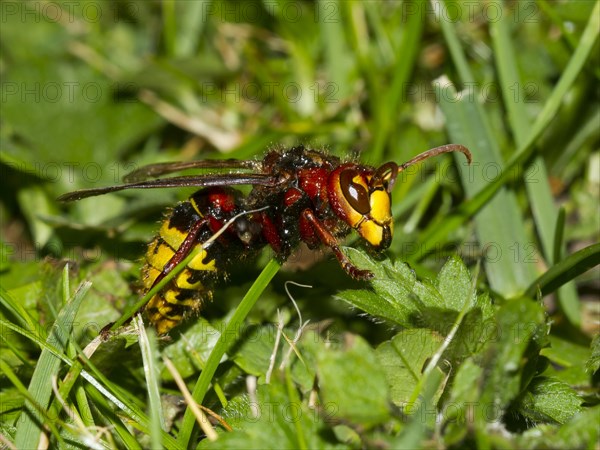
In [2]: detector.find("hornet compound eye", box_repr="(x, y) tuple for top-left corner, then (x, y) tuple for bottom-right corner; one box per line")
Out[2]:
(339, 169), (371, 215)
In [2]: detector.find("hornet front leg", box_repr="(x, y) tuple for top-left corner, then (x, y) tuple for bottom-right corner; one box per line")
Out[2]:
(301, 209), (373, 280)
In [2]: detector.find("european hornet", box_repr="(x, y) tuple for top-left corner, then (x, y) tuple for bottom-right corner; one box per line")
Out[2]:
(59, 144), (471, 334)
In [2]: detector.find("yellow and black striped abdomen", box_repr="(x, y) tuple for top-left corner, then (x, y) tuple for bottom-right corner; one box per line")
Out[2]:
(142, 201), (218, 335)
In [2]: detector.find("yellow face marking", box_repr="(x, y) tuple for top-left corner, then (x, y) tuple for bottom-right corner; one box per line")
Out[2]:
(358, 220), (384, 247)
(353, 175), (368, 188)
(341, 175), (393, 248)
(369, 190), (392, 224)
(345, 208), (364, 228)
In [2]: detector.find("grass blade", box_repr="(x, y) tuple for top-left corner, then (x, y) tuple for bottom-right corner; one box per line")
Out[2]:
(14, 268), (90, 449)
(0, 286), (37, 333)
(434, 78), (537, 296)
(371, 0), (424, 161)
(525, 243), (600, 298)
(490, 1), (581, 323)
(419, 0), (599, 283)
(135, 315), (166, 448)
(178, 258), (281, 447)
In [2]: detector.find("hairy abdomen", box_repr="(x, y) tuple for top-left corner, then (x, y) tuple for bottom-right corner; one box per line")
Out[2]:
(142, 203), (217, 334)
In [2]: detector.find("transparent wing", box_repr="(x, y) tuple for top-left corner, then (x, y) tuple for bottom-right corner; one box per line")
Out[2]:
(123, 159), (262, 182)
(58, 173), (279, 202)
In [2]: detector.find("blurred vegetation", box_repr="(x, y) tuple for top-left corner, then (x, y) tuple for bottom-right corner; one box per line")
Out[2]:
(1, 1), (598, 449)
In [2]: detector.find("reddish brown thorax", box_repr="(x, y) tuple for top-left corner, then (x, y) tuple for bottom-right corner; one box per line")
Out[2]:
(245, 147), (398, 279)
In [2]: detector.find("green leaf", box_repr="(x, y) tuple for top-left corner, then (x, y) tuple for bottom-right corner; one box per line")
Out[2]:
(338, 248), (447, 325)
(376, 329), (443, 406)
(587, 334), (600, 375)
(490, 3), (577, 302)
(317, 0), (356, 102)
(315, 335), (390, 427)
(231, 324), (278, 378)
(367, 0), (424, 161)
(392, 367), (445, 448)
(479, 299), (548, 410)
(335, 288), (410, 326)
(542, 365), (592, 390)
(516, 376), (582, 424)
(516, 406), (600, 449)
(490, 4), (579, 331)
(162, 317), (221, 379)
(72, 262), (129, 340)
(444, 289), (495, 361)
(436, 255), (476, 311)
(441, 358), (484, 446)
(442, 299), (548, 444)
(339, 251), (493, 354)
(540, 335), (591, 369)
(166, 0), (209, 58)
(16, 186), (56, 248)
(335, 248), (419, 327)
(199, 376), (346, 450)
